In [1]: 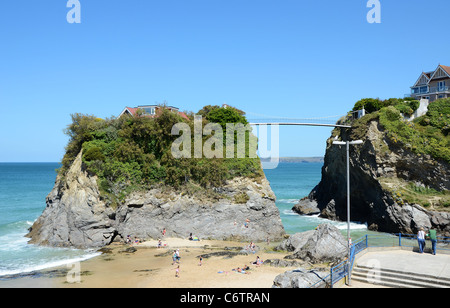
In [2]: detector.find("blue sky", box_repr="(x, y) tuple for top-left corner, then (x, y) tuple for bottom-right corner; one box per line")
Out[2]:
(0, 0), (449, 162)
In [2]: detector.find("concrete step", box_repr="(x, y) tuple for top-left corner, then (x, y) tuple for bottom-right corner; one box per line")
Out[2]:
(352, 265), (450, 288)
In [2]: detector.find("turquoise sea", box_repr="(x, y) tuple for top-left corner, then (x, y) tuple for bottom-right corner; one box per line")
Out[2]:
(264, 162), (368, 235)
(0, 161), (368, 277)
(0, 163), (101, 277)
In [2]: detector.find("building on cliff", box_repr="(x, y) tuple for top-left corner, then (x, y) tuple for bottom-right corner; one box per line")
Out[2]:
(119, 105), (189, 120)
(409, 64), (450, 102)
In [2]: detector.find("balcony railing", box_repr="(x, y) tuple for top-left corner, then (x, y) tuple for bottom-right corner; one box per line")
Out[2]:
(429, 86), (450, 93)
(411, 86), (449, 96)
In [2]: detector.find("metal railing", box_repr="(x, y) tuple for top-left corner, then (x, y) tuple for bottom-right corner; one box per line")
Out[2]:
(410, 86), (450, 96)
(429, 86), (450, 93)
(308, 233), (450, 288)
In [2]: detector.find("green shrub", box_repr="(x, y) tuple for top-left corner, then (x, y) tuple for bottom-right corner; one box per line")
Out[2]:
(353, 97), (419, 116)
(376, 99), (450, 163)
(394, 100), (420, 116)
(353, 98), (385, 113)
(234, 192), (250, 204)
(59, 105), (263, 203)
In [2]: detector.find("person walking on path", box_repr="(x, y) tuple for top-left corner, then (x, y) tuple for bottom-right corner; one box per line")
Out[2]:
(417, 228), (426, 253)
(427, 228), (438, 255)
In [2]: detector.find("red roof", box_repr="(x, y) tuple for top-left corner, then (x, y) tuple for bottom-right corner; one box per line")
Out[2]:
(178, 111), (189, 120)
(124, 107), (138, 116)
(440, 65), (450, 76)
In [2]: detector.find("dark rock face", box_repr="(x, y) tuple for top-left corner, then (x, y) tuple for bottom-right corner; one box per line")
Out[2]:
(294, 120), (450, 236)
(26, 152), (285, 249)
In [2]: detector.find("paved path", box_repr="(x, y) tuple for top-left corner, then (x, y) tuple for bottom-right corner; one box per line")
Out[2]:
(356, 250), (450, 279)
(341, 249), (450, 288)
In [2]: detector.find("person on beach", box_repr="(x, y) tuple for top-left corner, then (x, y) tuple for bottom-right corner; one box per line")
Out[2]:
(162, 228), (166, 237)
(244, 218), (250, 228)
(417, 228), (426, 253)
(427, 228), (437, 255)
(253, 256), (263, 267)
(175, 265), (180, 278)
(172, 250), (178, 265)
(189, 233), (200, 241)
(175, 249), (181, 263)
(233, 266), (250, 274)
(157, 239), (162, 248)
(198, 256), (203, 266)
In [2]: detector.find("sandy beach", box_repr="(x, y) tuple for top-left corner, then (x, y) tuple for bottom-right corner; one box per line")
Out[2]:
(0, 238), (299, 288)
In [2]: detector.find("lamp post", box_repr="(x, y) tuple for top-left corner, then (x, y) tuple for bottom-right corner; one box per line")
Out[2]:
(332, 139), (363, 286)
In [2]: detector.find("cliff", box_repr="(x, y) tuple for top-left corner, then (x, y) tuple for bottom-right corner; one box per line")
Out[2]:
(26, 152), (285, 249)
(294, 103), (450, 237)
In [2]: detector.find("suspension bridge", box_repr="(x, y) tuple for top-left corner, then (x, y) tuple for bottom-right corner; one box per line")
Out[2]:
(246, 112), (353, 128)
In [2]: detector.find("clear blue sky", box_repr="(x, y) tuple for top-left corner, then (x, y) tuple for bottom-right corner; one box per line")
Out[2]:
(0, 0), (449, 162)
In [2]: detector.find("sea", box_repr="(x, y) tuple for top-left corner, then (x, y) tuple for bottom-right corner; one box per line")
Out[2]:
(0, 161), (369, 278)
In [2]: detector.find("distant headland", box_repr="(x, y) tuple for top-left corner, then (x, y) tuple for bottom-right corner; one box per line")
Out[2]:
(261, 157), (324, 163)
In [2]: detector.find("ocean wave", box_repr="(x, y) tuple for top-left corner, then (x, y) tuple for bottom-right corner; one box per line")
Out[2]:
(0, 251), (102, 277)
(0, 219), (102, 277)
(333, 221), (368, 230)
(277, 198), (300, 204)
(282, 209), (302, 216)
(281, 209), (368, 230)
(0, 220), (33, 233)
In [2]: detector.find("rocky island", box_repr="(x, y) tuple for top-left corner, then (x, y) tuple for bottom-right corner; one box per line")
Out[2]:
(26, 105), (285, 249)
(294, 98), (450, 236)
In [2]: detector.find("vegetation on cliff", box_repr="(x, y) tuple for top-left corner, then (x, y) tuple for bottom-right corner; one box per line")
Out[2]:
(350, 98), (450, 163)
(59, 105), (263, 205)
(348, 98), (450, 210)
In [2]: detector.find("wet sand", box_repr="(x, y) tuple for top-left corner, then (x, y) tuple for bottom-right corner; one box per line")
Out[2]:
(0, 238), (298, 288)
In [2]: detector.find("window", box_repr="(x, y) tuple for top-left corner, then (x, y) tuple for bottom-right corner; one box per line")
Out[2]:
(420, 86), (428, 94)
(438, 81), (446, 91)
(142, 107), (156, 115)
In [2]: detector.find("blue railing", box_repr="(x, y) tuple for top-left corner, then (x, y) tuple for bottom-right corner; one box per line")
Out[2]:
(309, 233), (450, 288)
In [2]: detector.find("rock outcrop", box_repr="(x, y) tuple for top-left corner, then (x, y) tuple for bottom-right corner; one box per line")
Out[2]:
(278, 224), (348, 264)
(294, 120), (450, 236)
(272, 269), (330, 288)
(26, 152), (116, 248)
(26, 152), (285, 249)
(271, 224), (346, 288)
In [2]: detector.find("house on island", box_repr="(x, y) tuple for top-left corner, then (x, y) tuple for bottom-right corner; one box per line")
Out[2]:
(409, 64), (450, 102)
(119, 105), (189, 120)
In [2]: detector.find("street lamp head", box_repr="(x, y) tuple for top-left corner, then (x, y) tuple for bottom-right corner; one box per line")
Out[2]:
(332, 140), (364, 146)
(332, 141), (346, 145)
(349, 140), (364, 145)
